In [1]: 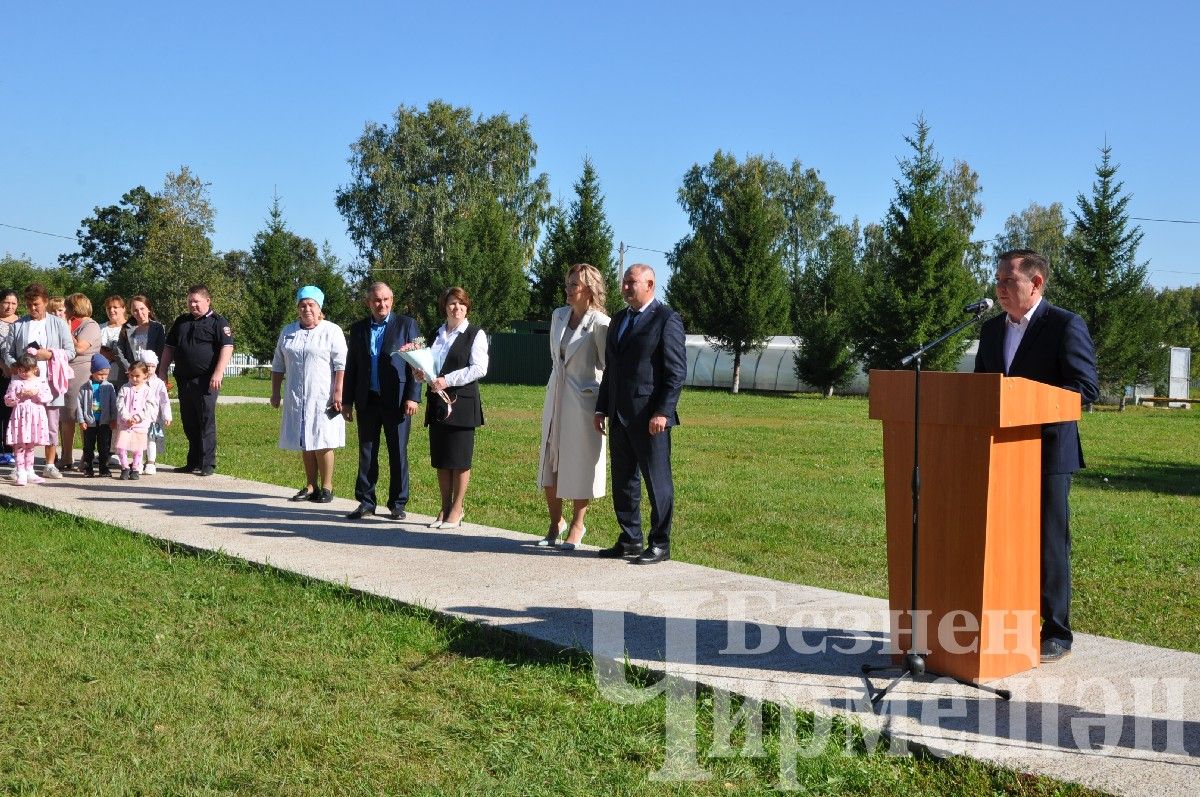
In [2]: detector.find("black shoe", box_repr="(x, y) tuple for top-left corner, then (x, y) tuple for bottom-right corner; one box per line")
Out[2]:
(119, 468), (131, 481)
(129, 470), (140, 481)
(199, 466), (215, 477)
(99, 468), (112, 477)
(389, 508), (406, 521)
(290, 486), (314, 501)
(1040, 639), (1072, 663)
(597, 542), (642, 559)
(347, 504), (376, 519)
(633, 545), (671, 564)
(82, 464), (94, 478)
(311, 488), (333, 504)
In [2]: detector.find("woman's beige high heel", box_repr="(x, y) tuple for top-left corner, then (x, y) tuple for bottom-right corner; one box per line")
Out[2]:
(538, 519), (568, 547)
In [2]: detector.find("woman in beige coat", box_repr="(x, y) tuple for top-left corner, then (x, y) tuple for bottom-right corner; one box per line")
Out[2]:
(536, 263), (610, 549)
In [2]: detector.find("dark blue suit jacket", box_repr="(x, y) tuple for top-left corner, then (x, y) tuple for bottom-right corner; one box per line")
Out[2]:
(344, 313), (422, 413)
(596, 300), (687, 429)
(974, 300), (1099, 474)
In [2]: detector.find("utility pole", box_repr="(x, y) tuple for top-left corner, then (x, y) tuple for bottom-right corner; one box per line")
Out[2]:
(618, 240), (627, 272)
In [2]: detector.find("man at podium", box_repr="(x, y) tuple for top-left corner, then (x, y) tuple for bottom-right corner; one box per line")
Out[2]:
(974, 249), (1099, 664)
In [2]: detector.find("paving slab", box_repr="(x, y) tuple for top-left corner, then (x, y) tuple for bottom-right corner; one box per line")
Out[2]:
(3, 466), (1197, 796)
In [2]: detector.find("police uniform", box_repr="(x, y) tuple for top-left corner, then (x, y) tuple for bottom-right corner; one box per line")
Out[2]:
(165, 310), (234, 472)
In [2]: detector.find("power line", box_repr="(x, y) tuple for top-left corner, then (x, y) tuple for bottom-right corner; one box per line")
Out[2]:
(0, 221), (75, 240)
(1132, 216), (1200, 225)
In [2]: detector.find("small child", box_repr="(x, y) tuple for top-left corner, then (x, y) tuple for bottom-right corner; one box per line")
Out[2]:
(4, 354), (52, 487)
(137, 350), (172, 475)
(76, 353), (118, 477)
(114, 362), (160, 481)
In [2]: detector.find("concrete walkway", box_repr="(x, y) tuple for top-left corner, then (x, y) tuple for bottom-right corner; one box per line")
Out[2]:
(3, 465), (1197, 796)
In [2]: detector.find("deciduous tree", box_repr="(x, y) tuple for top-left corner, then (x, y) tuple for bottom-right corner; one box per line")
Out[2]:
(992, 202), (1070, 279)
(666, 152), (789, 393)
(335, 100), (550, 323)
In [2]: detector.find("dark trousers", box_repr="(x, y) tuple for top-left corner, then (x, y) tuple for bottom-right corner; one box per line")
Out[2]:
(1041, 473), (1074, 648)
(179, 376), (219, 470)
(609, 418), (674, 548)
(354, 392), (413, 511)
(0, 376), (10, 454)
(81, 425), (112, 470)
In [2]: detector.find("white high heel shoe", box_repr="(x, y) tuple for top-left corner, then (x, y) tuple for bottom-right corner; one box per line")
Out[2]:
(558, 526), (587, 551)
(538, 520), (568, 547)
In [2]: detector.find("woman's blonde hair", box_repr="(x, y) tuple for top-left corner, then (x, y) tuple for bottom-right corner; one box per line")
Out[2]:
(65, 293), (93, 319)
(568, 263), (606, 312)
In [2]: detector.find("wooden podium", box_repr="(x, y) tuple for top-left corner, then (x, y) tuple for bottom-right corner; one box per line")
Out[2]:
(868, 370), (1082, 681)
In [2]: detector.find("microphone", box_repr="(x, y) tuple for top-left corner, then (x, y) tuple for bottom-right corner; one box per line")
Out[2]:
(963, 298), (993, 315)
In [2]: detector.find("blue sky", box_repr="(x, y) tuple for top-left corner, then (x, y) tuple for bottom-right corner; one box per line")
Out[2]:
(3, 1), (1199, 288)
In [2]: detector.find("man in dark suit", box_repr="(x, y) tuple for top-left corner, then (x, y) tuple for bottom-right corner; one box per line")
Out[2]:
(593, 264), (687, 564)
(342, 282), (421, 521)
(974, 249), (1099, 663)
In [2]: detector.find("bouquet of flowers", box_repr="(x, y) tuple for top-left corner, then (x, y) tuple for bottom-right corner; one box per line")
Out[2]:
(394, 338), (455, 420)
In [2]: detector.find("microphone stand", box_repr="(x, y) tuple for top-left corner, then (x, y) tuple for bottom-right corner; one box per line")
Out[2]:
(861, 306), (1011, 706)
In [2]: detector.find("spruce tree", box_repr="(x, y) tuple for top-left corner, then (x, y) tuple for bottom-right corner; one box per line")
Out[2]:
(527, 158), (617, 319)
(437, 199), (528, 334)
(1057, 146), (1158, 396)
(793, 222), (863, 396)
(852, 119), (977, 373)
(240, 197), (311, 363)
(562, 157), (618, 313)
(527, 206), (569, 320)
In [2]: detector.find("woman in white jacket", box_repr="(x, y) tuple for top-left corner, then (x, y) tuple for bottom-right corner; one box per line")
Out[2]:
(535, 264), (610, 549)
(270, 286), (347, 504)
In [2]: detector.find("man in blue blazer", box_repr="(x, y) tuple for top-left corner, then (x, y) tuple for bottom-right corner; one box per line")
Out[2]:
(593, 264), (687, 564)
(974, 250), (1099, 663)
(343, 282), (421, 521)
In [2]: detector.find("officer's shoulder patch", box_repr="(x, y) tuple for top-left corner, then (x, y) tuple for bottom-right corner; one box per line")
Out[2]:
(223, 326), (232, 337)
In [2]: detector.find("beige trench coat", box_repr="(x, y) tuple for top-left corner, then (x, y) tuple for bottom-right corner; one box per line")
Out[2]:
(536, 306), (610, 499)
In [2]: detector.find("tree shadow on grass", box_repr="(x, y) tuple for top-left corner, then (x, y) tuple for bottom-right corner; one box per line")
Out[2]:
(1079, 457), (1200, 497)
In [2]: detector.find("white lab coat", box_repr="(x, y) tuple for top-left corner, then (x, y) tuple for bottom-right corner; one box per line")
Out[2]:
(271, 320), (347, 451)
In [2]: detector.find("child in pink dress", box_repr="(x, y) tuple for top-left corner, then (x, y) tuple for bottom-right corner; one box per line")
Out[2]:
(114, 362), (160, 481)
(4, 355), (52, 487)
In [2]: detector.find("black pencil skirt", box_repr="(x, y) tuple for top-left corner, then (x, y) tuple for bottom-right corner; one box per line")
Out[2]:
(428, 423), (476, 470)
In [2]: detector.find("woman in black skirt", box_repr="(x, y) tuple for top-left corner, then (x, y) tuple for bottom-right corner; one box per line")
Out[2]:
(418, 287), (488, 528)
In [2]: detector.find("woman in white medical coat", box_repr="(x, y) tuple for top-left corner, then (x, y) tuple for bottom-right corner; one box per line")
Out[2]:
(270, 285), (347, 504)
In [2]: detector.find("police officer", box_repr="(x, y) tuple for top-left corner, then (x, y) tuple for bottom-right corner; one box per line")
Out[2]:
(157, 284), (234, 476)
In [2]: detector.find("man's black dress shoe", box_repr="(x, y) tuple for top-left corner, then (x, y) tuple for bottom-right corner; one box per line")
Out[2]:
(347, 504), (376, 519)
(633, 545), (671, 564)
(389, 508), (407, 520)
(199, 466), (215, 476)
(1040, 639), (1072, 663)
(597, 542), (642, 559)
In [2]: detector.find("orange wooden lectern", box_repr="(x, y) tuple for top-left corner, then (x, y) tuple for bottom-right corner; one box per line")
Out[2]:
(868, 370), (1082, 681)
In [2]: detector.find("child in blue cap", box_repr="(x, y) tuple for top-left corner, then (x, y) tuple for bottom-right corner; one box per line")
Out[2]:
(77, 353), (118, 477)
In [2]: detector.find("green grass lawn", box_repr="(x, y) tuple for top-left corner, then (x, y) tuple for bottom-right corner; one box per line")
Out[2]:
(0, 507), (1102, 796)
(215, 375), (1200, 653)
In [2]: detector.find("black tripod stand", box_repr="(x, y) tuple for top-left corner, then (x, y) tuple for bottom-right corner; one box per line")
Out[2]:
(862, 304), (1011, 707)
